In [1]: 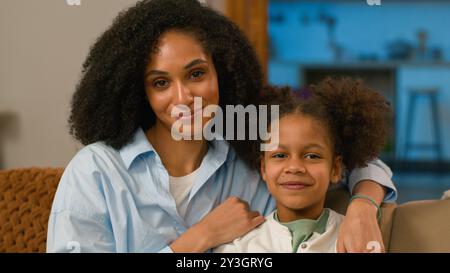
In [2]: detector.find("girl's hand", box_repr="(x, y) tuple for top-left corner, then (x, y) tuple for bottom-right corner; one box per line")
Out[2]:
(336, 198), (385, 253)
(170, 197), (265, 253)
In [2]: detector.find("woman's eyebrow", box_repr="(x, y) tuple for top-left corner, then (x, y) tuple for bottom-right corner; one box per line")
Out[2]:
(145, 59), (207, 78)
(145, 70), (169, 78)
(184, 59), (207, 70)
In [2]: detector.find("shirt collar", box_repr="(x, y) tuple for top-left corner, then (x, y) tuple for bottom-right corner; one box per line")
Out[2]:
(119, 128), (231, 171)
(119, 128), (156, 169)
(274, 208), (330, 236)
(274, 209), (330, 252)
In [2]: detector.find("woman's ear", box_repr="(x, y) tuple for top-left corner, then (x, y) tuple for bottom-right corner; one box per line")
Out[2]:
(331, 156), (343, 184)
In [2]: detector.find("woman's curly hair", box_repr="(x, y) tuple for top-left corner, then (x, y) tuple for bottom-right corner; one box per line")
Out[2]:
(69, 0), (262, 149)
(254, 77), (392, 171)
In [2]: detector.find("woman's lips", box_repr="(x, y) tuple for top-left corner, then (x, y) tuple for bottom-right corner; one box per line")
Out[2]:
(177, 108), (203, 120)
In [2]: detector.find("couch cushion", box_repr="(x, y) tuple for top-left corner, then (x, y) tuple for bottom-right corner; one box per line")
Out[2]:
(0, 168), (63, 253)
(389, 199), (450, 253)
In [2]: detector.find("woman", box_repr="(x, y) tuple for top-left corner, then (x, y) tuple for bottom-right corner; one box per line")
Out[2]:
(47, 0), (397, 253)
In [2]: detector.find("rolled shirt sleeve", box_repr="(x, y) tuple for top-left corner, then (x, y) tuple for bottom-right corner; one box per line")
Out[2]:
(47, 209), (115, 253)
(158, 245), (174, 253)
(345, 158), (397, 203)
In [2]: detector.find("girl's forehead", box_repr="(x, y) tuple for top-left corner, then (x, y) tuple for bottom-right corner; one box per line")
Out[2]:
(269, 113), (333, 149)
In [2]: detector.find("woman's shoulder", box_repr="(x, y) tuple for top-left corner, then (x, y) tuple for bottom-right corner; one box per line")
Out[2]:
(52, 142), (121, 215)
(69, 142), (122, 170)
(59, 142), (125, 190)
(76, 141), (120, 158)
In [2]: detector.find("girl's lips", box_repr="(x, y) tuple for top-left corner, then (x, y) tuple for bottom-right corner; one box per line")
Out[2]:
(281, 184), (307, 190)
(279, 181), (312, 190)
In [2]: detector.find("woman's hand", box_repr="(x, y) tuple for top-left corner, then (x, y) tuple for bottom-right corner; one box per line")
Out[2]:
(337, 198), (385, 253)
(170, 197), (265, 253)
(337, 180), (386, 253)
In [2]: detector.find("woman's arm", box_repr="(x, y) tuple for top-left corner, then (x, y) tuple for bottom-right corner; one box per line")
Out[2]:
(47, 209), (115, 253)
(170, 197), (265, 253)
(347, 158), (397, 202)
(337, 180), (386, 253)
(336, 158), (396, 253)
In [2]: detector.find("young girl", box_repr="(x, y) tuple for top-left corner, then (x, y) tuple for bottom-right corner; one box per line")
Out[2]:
(215, 77), (391, 253)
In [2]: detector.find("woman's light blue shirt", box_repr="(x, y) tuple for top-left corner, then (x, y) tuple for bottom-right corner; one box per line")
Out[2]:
(47, 128), (396, 253)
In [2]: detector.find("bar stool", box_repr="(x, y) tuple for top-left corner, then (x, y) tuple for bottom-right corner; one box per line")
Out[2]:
(404, 88), (443, 161)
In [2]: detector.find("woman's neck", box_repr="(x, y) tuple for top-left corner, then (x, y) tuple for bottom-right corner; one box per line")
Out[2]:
(146, 122), (208, 177)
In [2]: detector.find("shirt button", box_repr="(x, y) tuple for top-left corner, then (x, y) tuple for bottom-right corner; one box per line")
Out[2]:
(301, 243), (308, 249)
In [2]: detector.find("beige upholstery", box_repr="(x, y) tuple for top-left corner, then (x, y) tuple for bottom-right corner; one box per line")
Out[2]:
(388, 199), (450, 252)
(325, 187), (450, 253)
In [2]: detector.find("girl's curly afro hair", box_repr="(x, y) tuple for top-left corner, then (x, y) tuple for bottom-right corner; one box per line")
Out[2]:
(254, 77), (392, 171)
(69, 0), (263, 149)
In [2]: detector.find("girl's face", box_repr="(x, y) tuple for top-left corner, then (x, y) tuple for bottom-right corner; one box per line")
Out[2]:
(145, 30), (219, 137)
(261, 113), (342, 220)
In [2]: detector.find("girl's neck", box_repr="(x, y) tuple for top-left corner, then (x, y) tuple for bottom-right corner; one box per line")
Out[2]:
(276, 201), (325, 222)
(146, 122), (208, 177)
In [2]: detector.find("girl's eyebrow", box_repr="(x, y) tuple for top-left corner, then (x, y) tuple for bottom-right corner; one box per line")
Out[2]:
(303, 143), (325, 150)
(276, 144), (288, 150)
(273, 143), (325, 151)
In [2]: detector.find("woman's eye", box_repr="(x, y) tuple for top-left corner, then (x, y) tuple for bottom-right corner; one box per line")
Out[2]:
(271, 153), (287, 159)
(190, 70), (205, 79)
(153, 80), (169, 89)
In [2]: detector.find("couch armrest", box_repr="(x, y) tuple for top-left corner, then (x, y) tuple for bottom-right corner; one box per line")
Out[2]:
(389, 199), (450, 253)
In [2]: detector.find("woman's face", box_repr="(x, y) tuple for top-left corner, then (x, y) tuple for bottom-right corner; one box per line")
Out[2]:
(145, 30), (219, 138)
(261, 113), (342, 220)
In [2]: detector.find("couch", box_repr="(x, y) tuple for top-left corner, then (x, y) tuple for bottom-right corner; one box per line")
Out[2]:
(0, 168), (63, 252)
(325, 188), (450, 252)
(0, 167), (449, 253)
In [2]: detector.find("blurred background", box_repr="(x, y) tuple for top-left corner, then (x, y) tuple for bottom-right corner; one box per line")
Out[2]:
(1, 0), (449, 203)
(267, 0), (450, 203)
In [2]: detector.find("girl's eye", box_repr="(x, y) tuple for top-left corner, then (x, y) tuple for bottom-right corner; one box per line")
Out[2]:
(190, 70), (205, 80)
(305, 153), (321, 160)
(153, 79), (169, 89)
(271, 153), (287, 159)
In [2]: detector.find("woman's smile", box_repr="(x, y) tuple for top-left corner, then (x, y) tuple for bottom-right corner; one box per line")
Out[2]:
(176, 107), (204, 121)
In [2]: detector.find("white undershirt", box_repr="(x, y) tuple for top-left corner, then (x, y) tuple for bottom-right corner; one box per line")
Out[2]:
(169, 167), (200, 218)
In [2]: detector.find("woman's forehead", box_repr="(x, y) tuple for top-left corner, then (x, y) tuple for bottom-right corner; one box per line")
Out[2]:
(147, 31), (211, 69)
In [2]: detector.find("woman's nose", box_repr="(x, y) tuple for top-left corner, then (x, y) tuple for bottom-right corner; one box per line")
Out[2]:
(173, 80), (194, 106)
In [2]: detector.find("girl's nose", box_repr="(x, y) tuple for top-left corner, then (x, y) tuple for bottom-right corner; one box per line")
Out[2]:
(285, 158), (306, 174)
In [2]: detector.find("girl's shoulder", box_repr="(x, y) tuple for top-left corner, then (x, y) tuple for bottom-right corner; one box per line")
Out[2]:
(325, 208), (345, 229)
